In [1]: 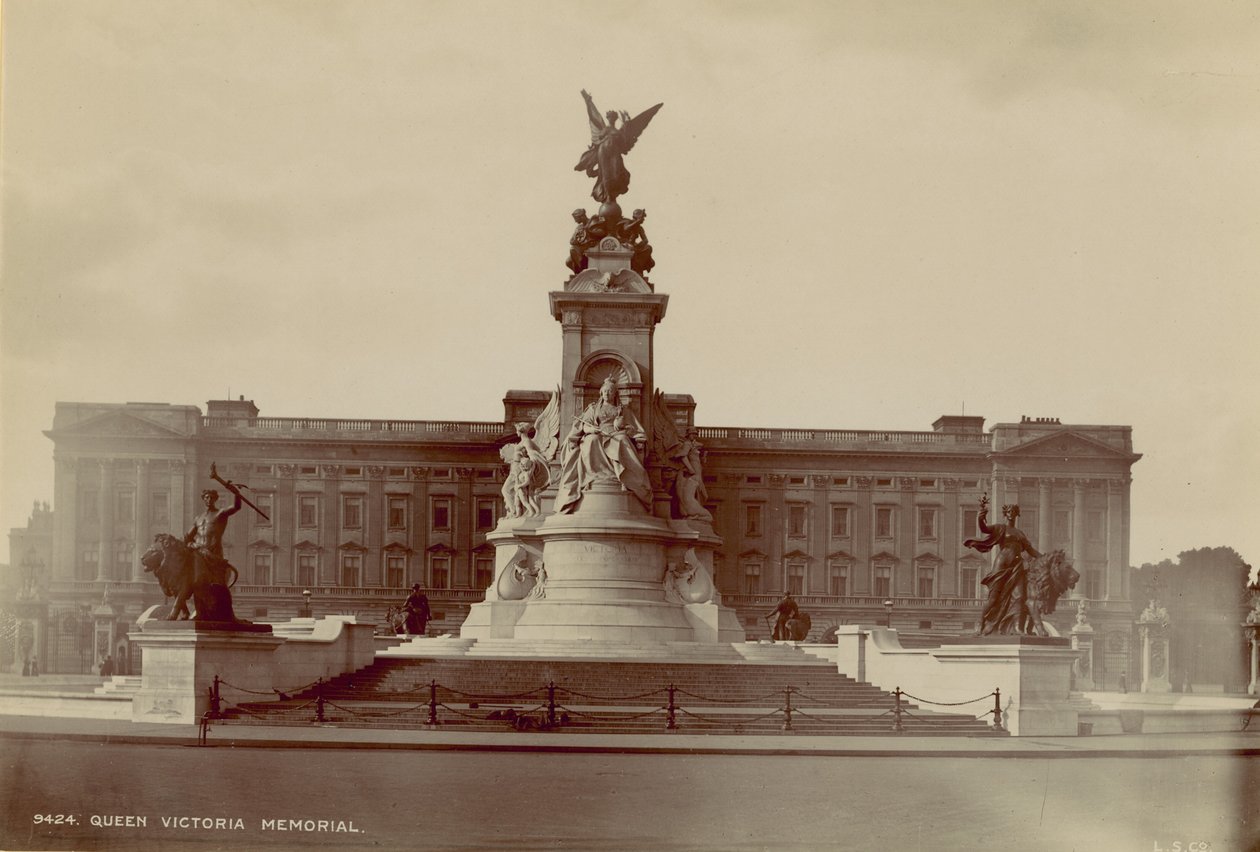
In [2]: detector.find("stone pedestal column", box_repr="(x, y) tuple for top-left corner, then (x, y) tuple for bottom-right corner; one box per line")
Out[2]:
(1245, 622), (1260, 697)
(130, 621), (279, 724)
(1139, 621), (1171, 693)
(1070, 622), (1096, 691)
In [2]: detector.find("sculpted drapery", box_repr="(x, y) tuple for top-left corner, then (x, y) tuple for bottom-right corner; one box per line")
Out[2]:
(555, 377), (652, 514)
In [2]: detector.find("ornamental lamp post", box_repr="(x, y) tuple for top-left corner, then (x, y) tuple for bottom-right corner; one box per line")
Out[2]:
(883, 599), (894, 628)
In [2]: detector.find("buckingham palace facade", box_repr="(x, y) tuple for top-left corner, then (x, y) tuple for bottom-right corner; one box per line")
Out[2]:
(16, 395), (1140, 682)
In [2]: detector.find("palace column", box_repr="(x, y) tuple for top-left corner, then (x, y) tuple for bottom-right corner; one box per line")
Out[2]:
(52, 456), (80, 581)
(767, 474), (786, 594)
(1105, 479), (1125, 600)
(133, 459), (150, 581)
(97, 459), (113, 581)
(1071, 479), (1087, 598)
(1037, 478), (1052, 550)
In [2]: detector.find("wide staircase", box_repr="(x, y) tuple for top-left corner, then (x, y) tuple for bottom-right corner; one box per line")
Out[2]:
(215, 653), (1004, 737)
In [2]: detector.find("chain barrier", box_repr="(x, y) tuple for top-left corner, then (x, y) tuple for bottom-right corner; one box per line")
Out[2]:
(210, 675), (1008, 735)
(898, 689), (997, 707)
(557, 705), (664, 722)
(672, 687), (784, 704)
(559, 686), (668, 702)
(216, 675), (323, 698)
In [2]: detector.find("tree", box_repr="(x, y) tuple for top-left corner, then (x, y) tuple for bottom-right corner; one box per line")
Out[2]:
(1132, 547), (1251, 691)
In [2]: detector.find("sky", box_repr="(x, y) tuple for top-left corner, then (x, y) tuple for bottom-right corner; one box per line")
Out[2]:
(1, 1), (1257, 569)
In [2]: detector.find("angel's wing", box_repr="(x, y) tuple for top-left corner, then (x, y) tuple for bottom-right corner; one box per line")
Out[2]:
(532, 387), (562, 462)
(581, 90), (607, 142)
(614, 103), (663, 155)
(648, 389), (683, 463)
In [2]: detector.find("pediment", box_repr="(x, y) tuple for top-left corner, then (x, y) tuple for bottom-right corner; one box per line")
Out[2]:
(783, 548), (812, 562)
(827, 550), (856, 562)
(247, 538), (277, 551)
(293, 539), (322, 551)
(913, 552), (944, 566)
(53, 411), (188, 440)
(383, 540), (412, 553)
(996, 429), (1138, 461)
(338, 540), (367, 552)
(870, 549), (899, 563)
(426, 543), (456, 554)
(738, 548), (766, 559)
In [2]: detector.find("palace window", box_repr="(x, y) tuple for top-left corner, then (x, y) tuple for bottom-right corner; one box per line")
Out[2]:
(340, 553), (361, 587)
(79, 549), (98, 580)
(474, 556), (494, 590)
(115, 541), (133, 575)
(1087, 510), (1104, 542)
(432, 499), (452, 532)
(476, 499), (496, 532)
(296, 553), (317, 588)
(342, 495), (364, 530)
(829, 564), (849, 597)
(388, 497), (408, 530)
(787, 505), (806, 538)
(873, 565), (892, 598)
(253, 552), (273, 586)
(875, 507), (894, 538)
(1053, 509), (1071, 543)
(831, 506), (849, 537)
(959, 567), (979, 599)
(298, 494), (319, 528)
(742, 562), (761, 595)
(386, 555), (406, 589)
(786, 562), (805, 595)
(1085, 568), (1103, 600)
(745, 504), (763, 536)
(430, 555), (450, 589)
(917, 565), (935, 598)
(152, 491), (170, 526)
(918, 508), (937, 540)
(253, 493), (273, 526)
(962, 509), (979, 539)
(116, 489), (135, 524)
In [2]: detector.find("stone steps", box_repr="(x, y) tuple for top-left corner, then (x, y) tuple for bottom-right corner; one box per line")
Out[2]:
(213, 654), (1003, 737)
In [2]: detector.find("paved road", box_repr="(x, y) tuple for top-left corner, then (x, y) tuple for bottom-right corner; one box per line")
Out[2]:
(1, 739), (1255, 851)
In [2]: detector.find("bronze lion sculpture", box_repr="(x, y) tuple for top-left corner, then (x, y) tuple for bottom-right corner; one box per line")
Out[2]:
(1022, 549), (1079, 637)
(141, 533), (240, 622)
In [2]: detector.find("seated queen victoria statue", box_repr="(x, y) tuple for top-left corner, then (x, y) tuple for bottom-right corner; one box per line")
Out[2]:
(554, 376), (652, 513)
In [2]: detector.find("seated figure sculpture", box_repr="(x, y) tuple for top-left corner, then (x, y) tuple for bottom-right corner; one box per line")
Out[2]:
(554, 376), (652, 513)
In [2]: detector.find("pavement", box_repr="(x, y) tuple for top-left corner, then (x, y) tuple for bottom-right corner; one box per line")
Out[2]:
(2, 709), (1259, 758)
(3, 673), (1258, 758)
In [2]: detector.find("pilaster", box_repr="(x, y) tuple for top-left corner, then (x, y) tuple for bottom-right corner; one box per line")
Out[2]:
(97, 459), (113, 581)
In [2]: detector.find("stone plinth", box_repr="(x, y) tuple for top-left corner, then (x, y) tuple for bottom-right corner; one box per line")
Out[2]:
(1245, 623), (1260, 697)
(834, 627), (1080, 736)
(130, 621), (281, 724)
(1139, 623), (1172, 693)
(1070, 622), (1096, 691)
(463, 485), (742, 643)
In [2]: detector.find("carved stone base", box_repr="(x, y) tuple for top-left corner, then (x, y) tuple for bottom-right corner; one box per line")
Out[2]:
(129, 626), (282, 724)
(462, 484), (742, 643)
